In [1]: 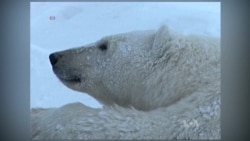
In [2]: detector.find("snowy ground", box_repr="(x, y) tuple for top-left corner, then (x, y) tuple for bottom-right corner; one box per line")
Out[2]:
(30, 2), (220, 109)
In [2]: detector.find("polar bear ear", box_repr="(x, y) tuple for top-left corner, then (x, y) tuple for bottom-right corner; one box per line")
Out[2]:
(151, 25), (171, 58)
(152, 25), (170, 49)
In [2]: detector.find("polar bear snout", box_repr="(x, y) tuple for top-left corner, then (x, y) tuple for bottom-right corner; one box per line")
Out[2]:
(49, 51), (84, 90)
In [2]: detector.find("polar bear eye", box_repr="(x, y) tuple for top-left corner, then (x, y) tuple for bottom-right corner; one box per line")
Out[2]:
(98, 42), (108, 51)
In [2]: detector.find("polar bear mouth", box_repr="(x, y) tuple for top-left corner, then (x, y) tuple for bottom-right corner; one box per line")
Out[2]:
(58, 75), (82, 83)
(65, 76), (81, 83)
(52, 67), (82, 84)
(53, 70), (82, 84)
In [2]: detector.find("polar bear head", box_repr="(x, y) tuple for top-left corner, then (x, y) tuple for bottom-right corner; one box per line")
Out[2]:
(49, 25), (220, 110)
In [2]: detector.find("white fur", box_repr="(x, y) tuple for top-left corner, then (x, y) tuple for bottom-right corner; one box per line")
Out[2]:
(31, 25), (221, 139)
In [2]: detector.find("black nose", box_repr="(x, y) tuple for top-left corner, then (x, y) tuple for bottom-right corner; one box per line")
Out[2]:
(49, 53), (62, 66)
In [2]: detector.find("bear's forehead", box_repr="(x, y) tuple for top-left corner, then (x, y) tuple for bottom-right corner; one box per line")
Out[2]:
(103, 30), (155, 40)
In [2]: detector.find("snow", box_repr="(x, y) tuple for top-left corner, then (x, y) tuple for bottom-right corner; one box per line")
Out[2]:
(30, 2), (220, 109)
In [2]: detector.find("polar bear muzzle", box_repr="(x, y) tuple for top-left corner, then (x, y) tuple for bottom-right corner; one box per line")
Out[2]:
(49, 52), (82, 84)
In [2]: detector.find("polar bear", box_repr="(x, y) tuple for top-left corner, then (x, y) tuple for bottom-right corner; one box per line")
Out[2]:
(31, 25), (221, 139)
